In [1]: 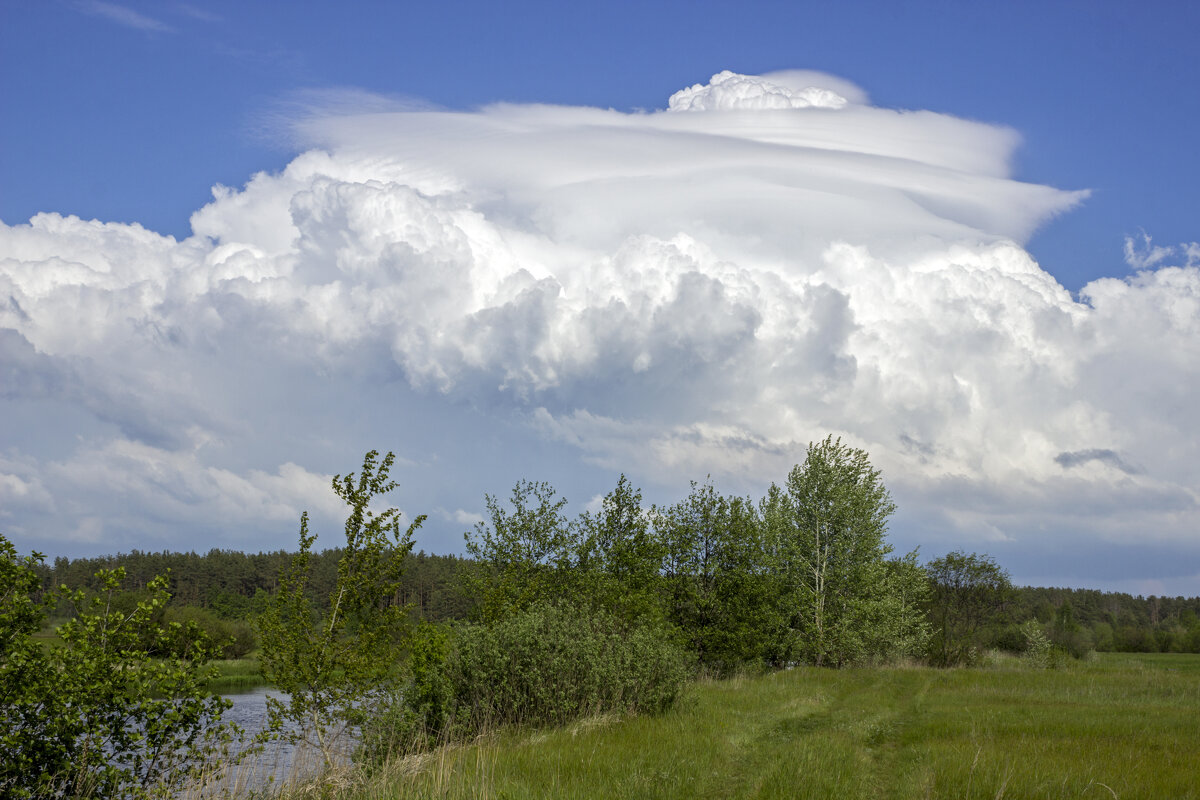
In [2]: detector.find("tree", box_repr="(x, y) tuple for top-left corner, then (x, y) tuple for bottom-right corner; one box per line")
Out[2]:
(257, 450), (425, 769)
(656, 480), (787, 670)
(764, 436), (901, 666)
(924, 550), (1012, 666)
(462, 479), (575, 622)
(1, 535), (236, 800)
(575, 475), (662, 619)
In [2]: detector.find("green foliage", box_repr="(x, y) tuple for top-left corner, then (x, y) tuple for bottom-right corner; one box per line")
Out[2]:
(257, 450), (425, 768)
(855, 551), (931, 664)
(461, 441), (923, 672)
(576, 475), (663, 621)
(657, 480), (787, 671)
(363, 602), (693, 760)
(0, 535), (236, 800)
(166, 606), (256, 658)
(454, 602), (691, 727)
(762, 436), (911, 666)
(462, 479), (576, 622)
(925, 550), (1012, 666)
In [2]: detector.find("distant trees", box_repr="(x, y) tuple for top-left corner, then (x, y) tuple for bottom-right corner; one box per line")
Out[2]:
(925, 550), (1012, 666)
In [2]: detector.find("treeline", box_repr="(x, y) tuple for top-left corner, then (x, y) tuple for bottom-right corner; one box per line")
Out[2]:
(1003, 586), (1200, 655)
(37, 547), (1200, 660)
(37, 548), (471, 623)
(40, 437), (932, 672)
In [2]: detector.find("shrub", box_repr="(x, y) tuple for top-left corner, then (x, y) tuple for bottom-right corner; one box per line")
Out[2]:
(361, 601), (693, 761)
(1020, 620), (1067, 669)
(161, 606), (257, 659)
(0, 536), (237, 800)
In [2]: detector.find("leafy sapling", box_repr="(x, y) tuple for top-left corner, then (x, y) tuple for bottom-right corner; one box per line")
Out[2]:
(257, 450), (426, 769)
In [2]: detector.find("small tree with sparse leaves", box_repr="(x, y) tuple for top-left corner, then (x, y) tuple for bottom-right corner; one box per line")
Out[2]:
(257, 450), (425, 769)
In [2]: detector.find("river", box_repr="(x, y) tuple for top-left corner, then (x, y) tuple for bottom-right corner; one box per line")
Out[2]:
(198, 688), (353, 796)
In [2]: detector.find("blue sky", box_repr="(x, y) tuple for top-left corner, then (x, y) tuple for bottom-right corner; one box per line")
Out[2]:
(2, 1), (1199, 595)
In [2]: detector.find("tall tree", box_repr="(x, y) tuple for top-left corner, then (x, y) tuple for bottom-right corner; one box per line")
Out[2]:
(765, 436), (900, 666)
(576, 475), (661, 619)
(656, 480), (788, 670)
(462, 479), (575, 622)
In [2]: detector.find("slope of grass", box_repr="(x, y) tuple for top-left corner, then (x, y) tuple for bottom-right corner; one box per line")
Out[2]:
(324, 652), (1200, 800)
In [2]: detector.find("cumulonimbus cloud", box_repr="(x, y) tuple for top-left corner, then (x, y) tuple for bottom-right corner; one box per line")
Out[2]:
(1, 71), (1198, 589)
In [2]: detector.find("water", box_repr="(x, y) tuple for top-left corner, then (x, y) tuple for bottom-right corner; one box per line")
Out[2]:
(198, 688), (353, 796)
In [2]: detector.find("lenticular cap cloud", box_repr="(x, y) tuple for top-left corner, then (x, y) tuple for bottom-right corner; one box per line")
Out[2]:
(1, 71), (1198, 592)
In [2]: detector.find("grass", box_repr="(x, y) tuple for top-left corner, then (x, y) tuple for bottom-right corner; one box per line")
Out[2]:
(203, 657), (267, 693)
(298, 652), (1200, 800)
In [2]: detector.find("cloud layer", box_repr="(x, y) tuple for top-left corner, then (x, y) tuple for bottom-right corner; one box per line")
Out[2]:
(2, 71), (1197, 591)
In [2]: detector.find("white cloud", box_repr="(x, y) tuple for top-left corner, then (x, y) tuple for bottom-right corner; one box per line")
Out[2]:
(437, 508), (485, 528)
(668, 70), (852, 111)
(1, 70), (1197, 589)
(1124, 232), (1200, 271)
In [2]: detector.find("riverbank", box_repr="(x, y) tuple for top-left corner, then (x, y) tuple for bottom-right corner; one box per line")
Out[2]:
(205, 657), (268, 694)
(264, 652), (1200, 799)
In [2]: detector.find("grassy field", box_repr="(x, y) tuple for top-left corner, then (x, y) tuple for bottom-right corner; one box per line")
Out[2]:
(319, 652), (1200, 800)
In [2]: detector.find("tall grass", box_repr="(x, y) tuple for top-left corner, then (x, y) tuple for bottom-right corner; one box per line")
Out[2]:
(203, 657), (267, 694)
(274, 652), (1200, 800)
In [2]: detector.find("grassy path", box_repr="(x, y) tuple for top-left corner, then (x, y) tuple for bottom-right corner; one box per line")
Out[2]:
(308, 654), (1200, 800)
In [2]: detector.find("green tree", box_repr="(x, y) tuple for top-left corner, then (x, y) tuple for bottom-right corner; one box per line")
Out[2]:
(257, 450), (425, 769)
(764, 436), (902, 666)
(1, 535), (236, 800)
(462, 479), (575, 622)
(656, 480), (786, 670)
(575, 475), (662, 619)
(924, 550), (1012, 666)
(855, 551), (931, 664)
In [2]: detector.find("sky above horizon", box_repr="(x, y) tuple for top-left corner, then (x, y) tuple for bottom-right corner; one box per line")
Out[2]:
(2, 1), (1198, 596)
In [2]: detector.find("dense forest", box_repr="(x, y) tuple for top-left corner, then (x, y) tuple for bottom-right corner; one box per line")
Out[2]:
(37, 548), (472, 622)
(36, 545), (1200, 656)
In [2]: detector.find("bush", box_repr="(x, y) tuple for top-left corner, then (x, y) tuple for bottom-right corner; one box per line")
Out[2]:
(161, 606), (257, 659)
(0, 536), (237, 800)
(1020, 620), (1068, 669)
(361, 602), (693, 761)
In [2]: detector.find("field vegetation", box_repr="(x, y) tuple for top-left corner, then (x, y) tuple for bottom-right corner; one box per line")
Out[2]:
(320, 653), (1200, 800)
(5, 440), (1200, 798)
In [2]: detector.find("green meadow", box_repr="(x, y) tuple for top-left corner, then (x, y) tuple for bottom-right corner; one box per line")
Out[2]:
(320, 653), (1200, 800)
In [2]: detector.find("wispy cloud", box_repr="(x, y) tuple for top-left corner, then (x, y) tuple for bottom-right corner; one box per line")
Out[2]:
(172, 2), (222, 23)
(79, 1), (175, 33)
(1124, 232), (1200, 271)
